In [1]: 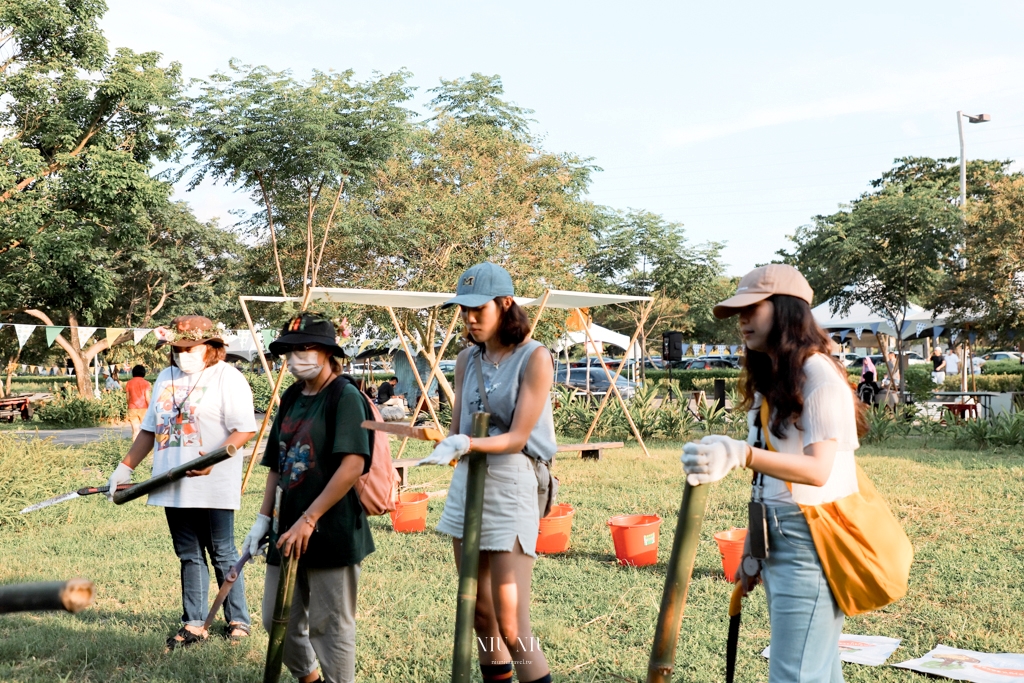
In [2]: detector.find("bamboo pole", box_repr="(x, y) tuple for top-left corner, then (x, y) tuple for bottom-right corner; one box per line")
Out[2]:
(263, 552), (300, 683)
(583, 301), (652, 444)
(580, 314), (651, 457)
(240, 296), (277, 382)
(396, 312), (461, 458)
(528, 289), (551, 338)
(113, 444), (237, 504)
(386, 306), (444, 431)
(451, 413), (491, 683)
(0, 578), (95, 614)
(646, 482), (711, 683)
(241, 358), (289, 494)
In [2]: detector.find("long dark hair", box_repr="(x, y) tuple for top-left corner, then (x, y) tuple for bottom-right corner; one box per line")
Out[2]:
(740, 295), (866, 440)
(468, 297), (531, 348)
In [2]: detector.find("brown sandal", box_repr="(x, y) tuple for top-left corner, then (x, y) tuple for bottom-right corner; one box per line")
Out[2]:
(166, 625), (208, 650)
(225, 622), (251, 642)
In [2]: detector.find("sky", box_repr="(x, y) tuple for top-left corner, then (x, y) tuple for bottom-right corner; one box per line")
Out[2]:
(101, 0), (1024, 276)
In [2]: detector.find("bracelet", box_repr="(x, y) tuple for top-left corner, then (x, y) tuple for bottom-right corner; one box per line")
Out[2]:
(301, 512), (318, 531)
(744, 444), (754, 469)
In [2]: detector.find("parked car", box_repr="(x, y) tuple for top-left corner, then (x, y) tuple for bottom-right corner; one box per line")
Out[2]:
(555, 367), (637, 399)
(832, 353), (861, 367)
(681, 358), (740, 370)
(982, 351), (1021, 363)
(437, 360), (457, 373)
(850, 352), (927, 370)
(626, 356), (664, 370)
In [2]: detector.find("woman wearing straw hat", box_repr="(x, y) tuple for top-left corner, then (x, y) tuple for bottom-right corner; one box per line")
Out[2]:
(419, 262), (556, 683)
(681, 264), (864, 682)
(107, 315), (257, 649)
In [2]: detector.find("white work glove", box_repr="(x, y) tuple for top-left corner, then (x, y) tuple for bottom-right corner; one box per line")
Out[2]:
(244, 514), (271, 558)
(106, 463), (134, 502)
(417, 434), (472, 467)
(680, 435), (749, 486)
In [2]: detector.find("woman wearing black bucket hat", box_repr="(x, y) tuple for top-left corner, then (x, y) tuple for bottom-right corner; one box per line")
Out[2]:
(243, 313), (374, 683)
(419, 262), (557, 683)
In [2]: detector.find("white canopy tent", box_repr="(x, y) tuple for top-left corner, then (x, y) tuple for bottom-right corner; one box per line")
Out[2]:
(812, 301), (948, 340)
(555, 323), (642, 359)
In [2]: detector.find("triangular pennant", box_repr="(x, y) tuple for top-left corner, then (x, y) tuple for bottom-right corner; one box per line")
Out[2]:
(840, 330), (850, 342)
(680, 343), (690, 355)
(45, 326), (65, 347)
(106, 328), (126, 343)
(870, 323), (880, 335)
(968, 331), (977, 344)
(951, 329), (960, 343)
(77, 327), (98, 347)
(915, 323), (926, 337)
(133, 328), (152, 344)
(260, 329), (275, 349)
(854, 327), (864, 340)
(14, 324), (35, 349)
(730, 345), (739, 355)
(933, 325), (944, 340)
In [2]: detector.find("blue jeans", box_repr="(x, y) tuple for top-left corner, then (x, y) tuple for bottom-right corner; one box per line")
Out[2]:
(761, 505), (844, 683)
(164, 507), (250, 628)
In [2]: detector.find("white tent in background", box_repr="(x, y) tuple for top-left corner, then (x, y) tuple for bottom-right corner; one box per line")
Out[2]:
(811, 300), (947, 339)
(555, 323), (642, 360)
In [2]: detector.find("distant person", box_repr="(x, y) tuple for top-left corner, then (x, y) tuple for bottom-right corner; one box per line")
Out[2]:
(943, 347), (960, 379)
(376, 376), (402, 405)
(857, 371), (880, 405)
(883, 352), (901, 388)
(860, 355), (876, 380)
(931, 347), (946, 384)
(103, 367), (122, 392)
(125, 365), (152, 441)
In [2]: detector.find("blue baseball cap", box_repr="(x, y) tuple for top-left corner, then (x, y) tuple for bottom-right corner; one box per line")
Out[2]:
(442, 262), (515, 308)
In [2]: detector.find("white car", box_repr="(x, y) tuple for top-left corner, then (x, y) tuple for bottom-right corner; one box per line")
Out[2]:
(982, 351), (1021, 363)
(832, 353), (860, 367)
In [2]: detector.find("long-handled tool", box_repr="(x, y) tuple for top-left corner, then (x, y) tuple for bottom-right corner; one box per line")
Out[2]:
(726, 582), (744, 683)
(360, 420), (445, 444)
(112, 444), (237, 504)
(646, 481), (711, 683)
(0, 578), (95, 614)
(452, 412), (491, 683)
(20, 484), (133, 514)
(201, 543), (266, 632)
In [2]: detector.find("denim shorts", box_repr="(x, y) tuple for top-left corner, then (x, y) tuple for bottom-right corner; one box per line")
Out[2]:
(760, 504), (844, 683)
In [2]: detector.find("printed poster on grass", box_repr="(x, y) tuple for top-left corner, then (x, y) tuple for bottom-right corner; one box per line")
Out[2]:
(894, 645), (1024, 682)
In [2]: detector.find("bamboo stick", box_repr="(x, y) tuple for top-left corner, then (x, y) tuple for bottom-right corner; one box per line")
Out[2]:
(451, 412), (491, 683)
(528, 289), (551, 338)
(646, 481), (711, 683)
(0, 578), (94, 614)
(113, 444), (237, 504)
(263, 552), (299, 683)
(241, 358), (289, 494)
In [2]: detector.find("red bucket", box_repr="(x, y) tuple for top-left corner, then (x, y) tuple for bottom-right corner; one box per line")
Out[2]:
(537, 504), (575, 554)
(713, 528), (747, 582)
(607, 514), (662, 566)
(390, 492), (429, 533)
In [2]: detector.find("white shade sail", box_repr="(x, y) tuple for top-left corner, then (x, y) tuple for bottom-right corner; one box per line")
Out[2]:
(521, 289), (652, 309)
(309, 287), (454, 309)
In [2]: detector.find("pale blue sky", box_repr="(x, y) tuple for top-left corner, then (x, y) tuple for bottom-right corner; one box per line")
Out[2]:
(102, 0), (1024, 275)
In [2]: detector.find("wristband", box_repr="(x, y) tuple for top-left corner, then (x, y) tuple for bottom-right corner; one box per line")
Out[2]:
(744, 444), (754, 469)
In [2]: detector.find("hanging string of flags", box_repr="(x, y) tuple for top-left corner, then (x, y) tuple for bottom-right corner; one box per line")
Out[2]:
(0, 323), (259, 351)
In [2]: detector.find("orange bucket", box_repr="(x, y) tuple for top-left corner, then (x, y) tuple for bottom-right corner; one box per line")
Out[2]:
(713, 527), (747, 581)
(390, 492), (429, 533)
(607, 514), (662, 566)
(536, 504), (575, 554)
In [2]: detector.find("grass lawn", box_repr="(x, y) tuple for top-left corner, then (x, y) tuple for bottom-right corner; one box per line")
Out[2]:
(1, 434), (1022, 682)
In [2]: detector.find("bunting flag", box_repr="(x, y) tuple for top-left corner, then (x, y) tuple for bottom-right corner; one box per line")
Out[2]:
(45, 326), (65, 347)
(133, 328), (152, 344)
(840, 330), (851, 342)
(854, 327), (864, 340)
(951, 329), (960, 343)
(915, 323), (926, 337)
(988, 331), (998, 341)
(933, 325), (945, 339)
(260, 329), (275, 349)
(106, 328), (126, 343)
(77, 327), (98, 346)
(680, 343), (690, 356)
(870, 322), (881, 335)
(730, 345), (739, 355)
(14, 324), (35, 349)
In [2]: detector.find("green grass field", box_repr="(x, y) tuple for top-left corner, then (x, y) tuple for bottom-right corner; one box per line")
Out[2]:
(1, 434), (1022, 682)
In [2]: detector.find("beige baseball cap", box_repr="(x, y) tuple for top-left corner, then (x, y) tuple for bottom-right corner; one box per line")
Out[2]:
(713, 264), (814, 319)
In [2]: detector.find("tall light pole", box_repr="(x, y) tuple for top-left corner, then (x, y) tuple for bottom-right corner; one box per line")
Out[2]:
(957, 111), (991, 207)
(956, 110), (990, 392)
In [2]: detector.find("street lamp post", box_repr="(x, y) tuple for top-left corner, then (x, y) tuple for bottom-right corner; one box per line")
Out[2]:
(957, 111), (991, 208)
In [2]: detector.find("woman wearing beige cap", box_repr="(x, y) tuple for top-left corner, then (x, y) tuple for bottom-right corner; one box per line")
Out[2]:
(108, 315), (257, 649)
(682, 264), (864, 682)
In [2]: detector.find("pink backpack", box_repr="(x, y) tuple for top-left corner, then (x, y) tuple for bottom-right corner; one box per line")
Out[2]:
(350, 381), (400, 515)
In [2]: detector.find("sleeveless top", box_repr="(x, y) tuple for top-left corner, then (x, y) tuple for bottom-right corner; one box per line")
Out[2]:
(458, 339), (557, 462)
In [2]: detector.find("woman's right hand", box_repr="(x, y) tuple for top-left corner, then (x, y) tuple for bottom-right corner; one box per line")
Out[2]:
(417, 434), (471, 466)
(106, 463), (134, 502)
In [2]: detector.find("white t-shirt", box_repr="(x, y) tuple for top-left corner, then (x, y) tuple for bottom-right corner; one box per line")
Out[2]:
(746, 353), (860, 506)
(140, 361), (257, 509)
(944, 353), (960, 375)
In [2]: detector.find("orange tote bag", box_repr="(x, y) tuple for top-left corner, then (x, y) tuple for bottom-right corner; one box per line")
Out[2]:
(761, 401), (913, 616)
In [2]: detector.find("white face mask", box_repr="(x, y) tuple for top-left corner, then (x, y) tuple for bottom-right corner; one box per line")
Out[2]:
(173, 346), (207, 375)
(287, 350), (325, 381)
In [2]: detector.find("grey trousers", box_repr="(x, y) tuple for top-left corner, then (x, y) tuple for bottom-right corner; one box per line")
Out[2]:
(262, 563), (361, 683)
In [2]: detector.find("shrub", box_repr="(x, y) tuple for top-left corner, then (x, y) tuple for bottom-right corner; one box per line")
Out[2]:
(691, 377), (740, 394)
(642, 368), (741, 390)
(942, 374), (1022, 393)
(980, 360), (1024, 376)
(36, 385), (104, 427)
(243, 372), (297, 413)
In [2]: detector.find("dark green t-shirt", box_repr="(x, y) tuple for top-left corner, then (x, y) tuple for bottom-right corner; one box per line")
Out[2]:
(262, 380), (375, 568)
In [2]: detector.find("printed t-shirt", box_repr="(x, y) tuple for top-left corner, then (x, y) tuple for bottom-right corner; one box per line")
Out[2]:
(262, 380), (374, 569)
(126, 377), (152, 410)
(140, 361), (257, 510)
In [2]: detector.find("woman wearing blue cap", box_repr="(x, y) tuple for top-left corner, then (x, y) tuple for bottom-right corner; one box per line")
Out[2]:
(419, 262), (556, 683)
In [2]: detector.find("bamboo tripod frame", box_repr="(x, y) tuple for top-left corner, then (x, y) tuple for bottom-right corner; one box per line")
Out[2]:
(395, 310), (460, 458)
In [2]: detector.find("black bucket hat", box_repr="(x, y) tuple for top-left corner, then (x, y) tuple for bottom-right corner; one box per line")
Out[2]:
(268, 313), (347, 358)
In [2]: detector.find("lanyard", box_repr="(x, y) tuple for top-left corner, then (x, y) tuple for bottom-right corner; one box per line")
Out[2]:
(170, 367), (207, 423)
